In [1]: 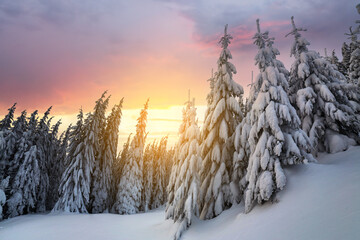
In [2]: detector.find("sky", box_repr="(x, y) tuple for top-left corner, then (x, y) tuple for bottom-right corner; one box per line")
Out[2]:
(0, 0), (359, 147)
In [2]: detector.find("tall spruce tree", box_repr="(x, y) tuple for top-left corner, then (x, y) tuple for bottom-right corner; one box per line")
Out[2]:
(346, 27), (360, 86)
(243, 19), (314, 213)
(52, 109), (90, 213)
(329, 50), (348, 79)
(0, 103), (17, 180)
(91, 99), (123, 213)
(166, 98), (201, 240)
(34, 107), (53, 213)
(7, 110), (40, 217)
(46, 120), (63, 210)
(4, 111), (27, 203)
(111, 134), (131, 210)
(164, 146), (174, 197)
(152, 136), (167, 209)
(58, 125), (72, 171)
(287, 16), (360, 154)
(0, 176), (9, 220)
(0, 103), (16, 131)
(342, 42), (351, 74)
(113, 99), (148, 214)
(86, 92), (109, 213)
(142, 141), (154, 212)
(199, 24), (244, 219)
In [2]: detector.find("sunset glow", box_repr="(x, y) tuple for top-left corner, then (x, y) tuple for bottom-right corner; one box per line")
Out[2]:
(0, 0), (358, 147)
(1, 1), (360, 239)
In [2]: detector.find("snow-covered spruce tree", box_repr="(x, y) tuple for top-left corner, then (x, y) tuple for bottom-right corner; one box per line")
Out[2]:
(3, 111), (27, 196)
(232, 114), (251, 204)
(233, 22), (289, 204)
(342, 42), (351, 75)
(199, 24), (244, 220)
(57, 125), (71, 171)
(110, 134), (131, 209)
(164, 146), (174, 196)
(0, 176), (9, 220)
(287, 16), (360, 154)
(232, 23), (287, 204)
(166, 99), (193, 216)
(0, 103), (17, 180)
(0, 103), (16, 131)
(142, 141), (154, 212)
(113, 99), (148, 214)
(85, 92), (109, 213)
(166, 99), (201, 240)
(52, 109), (90, 213)
(243, 19), (314, 213)
(7, 110), (41, 217)
(346, 27), (360, 86)
(91, 99), (123, 213)
(33, 107), (53, 213)
(152, 136), (167, 209)
(160, 137), (170, 203)
(329, 50), (348, 79)
(205, 70), (216, 110)
(117, 134), (132, 178)
(102, 100), (123, 210)
(46, 120), (63, 210)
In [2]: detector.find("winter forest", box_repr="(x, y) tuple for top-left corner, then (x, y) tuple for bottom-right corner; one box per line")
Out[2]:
(1, 3), (360, 240)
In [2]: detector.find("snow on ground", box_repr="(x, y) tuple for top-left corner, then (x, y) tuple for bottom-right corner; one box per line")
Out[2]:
(1, 146), (360, 240)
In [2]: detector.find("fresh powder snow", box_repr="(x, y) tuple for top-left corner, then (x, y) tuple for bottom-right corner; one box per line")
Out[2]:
(1, 146), (359, 240)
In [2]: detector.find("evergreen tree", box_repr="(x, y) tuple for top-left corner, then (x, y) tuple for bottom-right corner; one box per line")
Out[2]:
(152, 137), (167, 209)
(243, 19), (314, 213)
(0, 176), (9, 220)
(118, 134), (132, 178)
(329, 49), (348, 78)
(52, 109), (89, 213)
(4, 111), (28, 193)
(323, 48), (332, 63)
(46, 120), (63, 210)
(287, 17), (360, 155)
(7, 110), (41, 217)
(0, 103), (16, 131)
(346, 27), (360, 86)
(142, 141), (154, 212)
(111, 134), (131, 210)
(0, 103), (17, 180)
(199, 24), (244, 219)
(34, 107), (52, 213)
(166, 98), (201, 240)
(91, 99), (123, 213)
(113, 99), (148, 214)
(102, 100), (123, 210)
(233, 23), (289, 204)
(159, 136), (169, 204)
(164, 146), (174, 197)
(342, 42), (351, 74)
(59, 125), (72, 171)
(87, 92), (109, 213)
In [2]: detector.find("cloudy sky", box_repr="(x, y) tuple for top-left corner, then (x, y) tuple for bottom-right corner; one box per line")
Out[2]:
(0, 0), (358, 145)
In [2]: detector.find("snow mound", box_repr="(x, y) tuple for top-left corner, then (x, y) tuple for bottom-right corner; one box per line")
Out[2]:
(324, 130), (356, 154)
(1, 147), (359, 240)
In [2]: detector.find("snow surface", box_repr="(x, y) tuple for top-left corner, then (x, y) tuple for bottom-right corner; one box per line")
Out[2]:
(1, 146), (360, 240)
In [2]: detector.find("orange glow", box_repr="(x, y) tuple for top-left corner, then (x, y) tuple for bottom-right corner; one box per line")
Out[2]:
(50, 105), (206, 150)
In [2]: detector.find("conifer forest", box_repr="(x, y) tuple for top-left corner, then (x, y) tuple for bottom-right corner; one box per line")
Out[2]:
(0, 1), (360, 240)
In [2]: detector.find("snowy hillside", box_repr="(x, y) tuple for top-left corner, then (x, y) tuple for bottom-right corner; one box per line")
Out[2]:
(1, 146), (359, 240)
